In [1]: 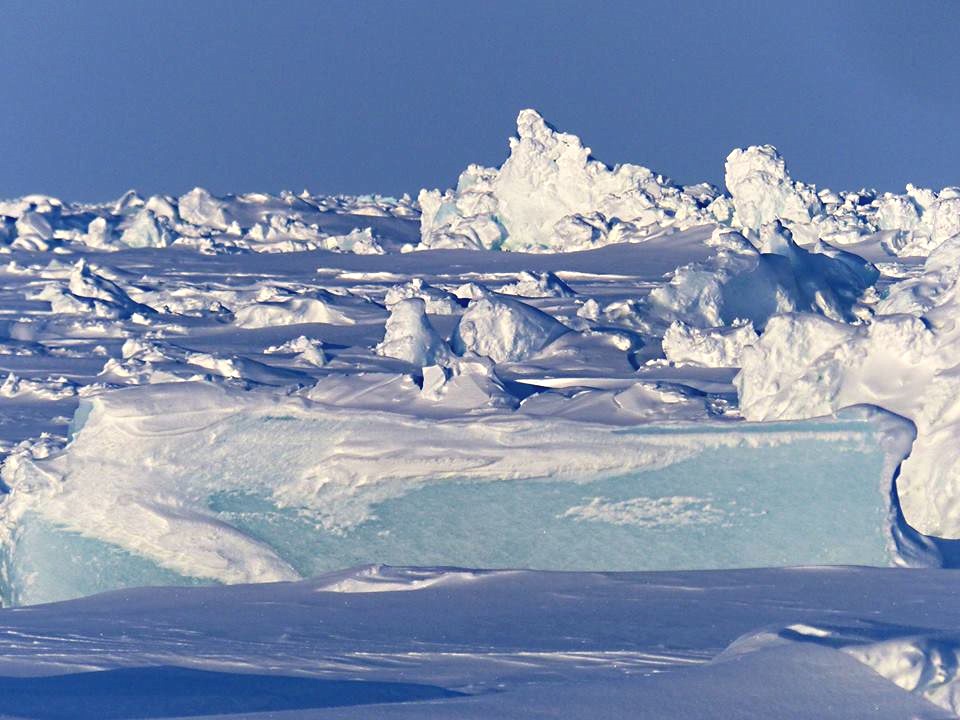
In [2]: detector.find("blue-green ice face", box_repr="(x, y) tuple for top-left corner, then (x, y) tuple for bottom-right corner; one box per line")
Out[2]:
(205, 429), (890, 577)
(5, 415), (896, 607)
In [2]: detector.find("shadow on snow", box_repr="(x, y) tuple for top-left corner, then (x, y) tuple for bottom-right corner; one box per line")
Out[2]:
(0, 665), (466, 719)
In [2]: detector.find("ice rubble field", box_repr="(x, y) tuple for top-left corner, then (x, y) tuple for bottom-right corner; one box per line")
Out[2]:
(1, 110), (960, 715)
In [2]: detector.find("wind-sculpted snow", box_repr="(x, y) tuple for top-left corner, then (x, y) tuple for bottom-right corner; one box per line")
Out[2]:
(376, 298), (451, 366)
(722, 614), (960, 717)
(643, 224), (877, 330)
(383, 277), (461, 314)
(233, 291), (385, 328)
(451, 292), (570, 362)
(498, 270), (575, 298)
(30, 259), (153, 320)
(662, 320), (759, 368)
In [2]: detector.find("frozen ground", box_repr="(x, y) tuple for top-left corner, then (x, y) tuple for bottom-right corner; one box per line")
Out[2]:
(0, 109), (959, 715)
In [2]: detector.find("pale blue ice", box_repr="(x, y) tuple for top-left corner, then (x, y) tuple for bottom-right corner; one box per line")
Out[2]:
(3, 419), (898, 606)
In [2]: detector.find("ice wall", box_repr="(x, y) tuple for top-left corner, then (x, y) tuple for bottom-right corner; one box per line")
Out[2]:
(0, 383), (932, 605)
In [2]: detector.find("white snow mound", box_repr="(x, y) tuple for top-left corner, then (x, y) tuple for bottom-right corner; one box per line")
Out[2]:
(644, 225), (877, 329)
(451, 293), (569, 363)
(376, 298), (452, 366)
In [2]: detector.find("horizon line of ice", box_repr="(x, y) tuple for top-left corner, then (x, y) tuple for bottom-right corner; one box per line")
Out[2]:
(0, 108), (955, 257)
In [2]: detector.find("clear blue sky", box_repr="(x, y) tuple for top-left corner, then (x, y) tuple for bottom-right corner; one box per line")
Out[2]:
(1, 0), (958, 201)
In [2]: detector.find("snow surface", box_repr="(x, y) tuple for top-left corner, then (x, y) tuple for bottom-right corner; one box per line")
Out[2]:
(0, 565), (956, 719)
(0, 107), (959, 715)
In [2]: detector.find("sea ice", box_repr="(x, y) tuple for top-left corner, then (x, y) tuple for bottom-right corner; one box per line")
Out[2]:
(419, 110), (712, 252)
(662, 320), (759, 368)
(0, 383), (930, 605)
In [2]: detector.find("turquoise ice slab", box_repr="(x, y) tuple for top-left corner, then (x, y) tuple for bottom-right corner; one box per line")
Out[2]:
(208, 432), (889, 576)
(3, 513), (209, 607)
(3, 417), (897, 606)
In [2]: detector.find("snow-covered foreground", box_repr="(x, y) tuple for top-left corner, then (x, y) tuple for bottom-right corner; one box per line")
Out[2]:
(2, 108), (960, 714)
(0, 564), (956, 719)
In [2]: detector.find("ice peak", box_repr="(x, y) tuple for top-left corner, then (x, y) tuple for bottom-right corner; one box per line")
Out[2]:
(725, 145), (790, 190)
(511, 108), (591, 163)
(724, 144), (821, 232)
(420, 109), (705, 252)
(515, 108), (548, 136)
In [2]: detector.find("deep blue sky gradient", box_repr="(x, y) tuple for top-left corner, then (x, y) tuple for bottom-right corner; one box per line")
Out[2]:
(1, 0), (958, 200)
